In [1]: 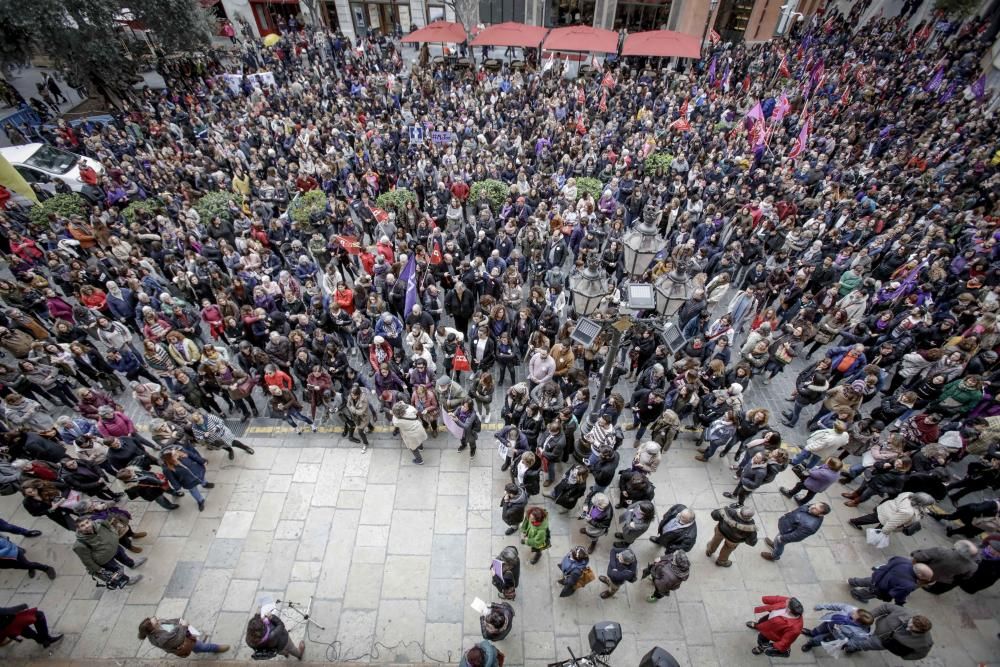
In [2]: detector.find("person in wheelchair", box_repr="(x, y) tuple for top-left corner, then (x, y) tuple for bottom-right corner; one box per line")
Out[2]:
(245, 610), (305, 660)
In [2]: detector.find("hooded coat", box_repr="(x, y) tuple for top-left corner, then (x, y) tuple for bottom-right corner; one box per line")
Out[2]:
(649, 552), (690, 595)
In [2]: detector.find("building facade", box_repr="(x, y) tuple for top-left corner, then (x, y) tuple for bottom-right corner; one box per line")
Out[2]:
(219, 0), (824, 44)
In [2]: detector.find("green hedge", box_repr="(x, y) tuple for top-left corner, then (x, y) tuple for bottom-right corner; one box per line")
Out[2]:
(27, 193), (87, 228)
(644, 152), (674, 173)
(122, 198), (164, 225)
(288, 189), (328, 230)
(376, 188), (418, 213)
(575, 177), (604, 201)
(194, 191), (237, 223)
(470, 179), (509, 213)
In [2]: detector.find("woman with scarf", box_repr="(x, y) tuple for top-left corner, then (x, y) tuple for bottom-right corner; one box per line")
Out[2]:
(547, 463), (589, 514)
(556, 545), (591, 598)
(451, 399), (481, 457)
(519, 506), (550, 565)
(579, 492), (614, 554)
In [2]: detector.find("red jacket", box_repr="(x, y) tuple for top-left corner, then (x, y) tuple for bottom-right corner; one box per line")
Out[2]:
(753, 596), (802, 652)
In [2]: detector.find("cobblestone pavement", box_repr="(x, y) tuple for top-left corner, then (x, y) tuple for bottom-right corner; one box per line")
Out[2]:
(1, 354), (998, 667)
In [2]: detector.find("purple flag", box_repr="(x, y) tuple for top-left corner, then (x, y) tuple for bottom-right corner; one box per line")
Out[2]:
(939, 81), (957, 103)
(971, 74), (986, 100)
(400, 253), (418, 318)
(924, 66), (944, 92)
(722, 62), (731, 92)
(708, 55), (717, 86)
(744, 101), (764, 125)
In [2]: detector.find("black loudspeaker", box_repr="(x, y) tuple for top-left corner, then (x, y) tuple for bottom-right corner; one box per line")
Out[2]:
(588, 621), (622, 655)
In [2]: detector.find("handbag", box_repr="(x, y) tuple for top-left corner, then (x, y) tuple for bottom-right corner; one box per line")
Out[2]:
(453, 346), (471, 372)
(236, 374), (257, 396)
(574, 566), (596, 589)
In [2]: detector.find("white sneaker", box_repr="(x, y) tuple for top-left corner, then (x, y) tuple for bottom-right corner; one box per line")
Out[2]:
(311, 423), (318, 433)
(296, 427), (303, 435)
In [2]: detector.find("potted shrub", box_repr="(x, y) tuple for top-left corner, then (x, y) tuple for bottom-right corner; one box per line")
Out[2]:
(27, 193), (87, 228)
(575, 177), (604, 201)
(288, 189), (329, 232)
(376, 188), (418, 214)
(122, 198), (165, 225)
(194, 191), (238, 223)
(469, 179), (509, 213)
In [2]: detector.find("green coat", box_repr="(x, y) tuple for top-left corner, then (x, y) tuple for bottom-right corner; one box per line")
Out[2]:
(935, 380), (982, 415)
(72, 521), (120, 574)
(519, 515), (550, 550)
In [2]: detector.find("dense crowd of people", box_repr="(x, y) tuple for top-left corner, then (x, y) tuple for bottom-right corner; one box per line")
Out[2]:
(1, 1), (999, 661)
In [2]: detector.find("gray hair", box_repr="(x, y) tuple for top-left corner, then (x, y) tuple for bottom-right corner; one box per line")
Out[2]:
(954, 540), (979, 558)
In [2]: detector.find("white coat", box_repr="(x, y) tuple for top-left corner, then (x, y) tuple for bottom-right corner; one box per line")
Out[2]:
(392, 404), (427, 451)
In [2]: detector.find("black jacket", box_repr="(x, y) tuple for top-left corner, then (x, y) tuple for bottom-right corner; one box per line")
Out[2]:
(500, 487), (529, 526)
(444, 288), (476, 319)
(509, 451), (541, 495)
(653, 504), (698, 553)
(587, 452), (620, 487)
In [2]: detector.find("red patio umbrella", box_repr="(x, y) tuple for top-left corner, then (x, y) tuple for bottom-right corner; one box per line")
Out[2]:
(400, 20), (468, 44)
(470, 22), (549, 48)
(542, 25), (619, 54)
(621, 30), (701, 59)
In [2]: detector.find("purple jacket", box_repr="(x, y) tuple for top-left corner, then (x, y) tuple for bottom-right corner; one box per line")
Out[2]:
(803, 464), (840, 493)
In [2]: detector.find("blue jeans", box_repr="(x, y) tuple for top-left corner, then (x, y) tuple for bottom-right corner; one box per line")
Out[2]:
(193, 641), (222, 653)
(188, 486), (206, 504)
(284, 409), (314, 427)
(784, 401), (807, 425)
(770, 535), (786, 559)
(791, 450), (820, 469)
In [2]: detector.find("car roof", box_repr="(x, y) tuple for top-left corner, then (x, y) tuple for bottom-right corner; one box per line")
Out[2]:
(0, 143), (43, 164)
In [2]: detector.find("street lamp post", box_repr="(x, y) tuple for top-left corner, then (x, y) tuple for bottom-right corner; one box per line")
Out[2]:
(568, 256), (630, 427)
(653, 262), (691, 319)
(620, 216), (661, 280)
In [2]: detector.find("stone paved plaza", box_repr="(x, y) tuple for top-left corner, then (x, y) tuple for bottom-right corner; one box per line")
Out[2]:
(1, 365), (999, 667)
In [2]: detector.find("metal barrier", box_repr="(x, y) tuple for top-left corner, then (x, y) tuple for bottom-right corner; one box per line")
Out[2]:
(1, 105), (42, 129)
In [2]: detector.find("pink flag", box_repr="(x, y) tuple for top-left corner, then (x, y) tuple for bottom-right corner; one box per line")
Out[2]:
(788, 115), (811, 159)
(772, 93), (790, 123)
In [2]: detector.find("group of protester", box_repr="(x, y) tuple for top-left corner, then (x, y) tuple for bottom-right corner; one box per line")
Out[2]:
(1, 0), (999, 662)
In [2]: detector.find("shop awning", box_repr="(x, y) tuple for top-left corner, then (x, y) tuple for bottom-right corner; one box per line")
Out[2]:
(542, 25), (619, 54)
(470, 22), (548, 48)
(621, 30), (702, 59)
(400, 21), (468, 44)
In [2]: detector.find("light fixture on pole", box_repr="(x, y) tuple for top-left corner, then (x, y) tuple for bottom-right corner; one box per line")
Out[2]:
(620, 217), (663, 280)
(569, 255), (611, 317)
(654, 262), (691, 319)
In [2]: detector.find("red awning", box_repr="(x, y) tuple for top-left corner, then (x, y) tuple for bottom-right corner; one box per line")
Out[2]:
(400, 21), (468, 44)
(621, 30), (702, 59)
(470, 22), (548, 48)
(542, 25), (619, 54)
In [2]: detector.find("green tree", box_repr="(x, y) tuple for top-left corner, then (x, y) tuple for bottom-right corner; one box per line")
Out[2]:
(934, 0), (980, 17)
(0, 0), (215, 102)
